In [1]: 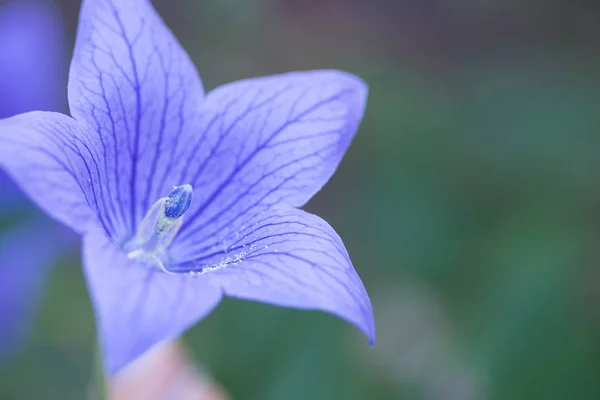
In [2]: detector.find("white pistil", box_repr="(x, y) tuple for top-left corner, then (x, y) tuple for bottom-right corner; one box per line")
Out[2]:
(127, 184), (193, 273)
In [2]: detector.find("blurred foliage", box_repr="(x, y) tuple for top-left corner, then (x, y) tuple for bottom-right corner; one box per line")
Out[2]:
(2, 0), (600, 399)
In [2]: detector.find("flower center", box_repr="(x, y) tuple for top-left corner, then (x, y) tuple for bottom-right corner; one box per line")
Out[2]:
(125, 184), (193, 273)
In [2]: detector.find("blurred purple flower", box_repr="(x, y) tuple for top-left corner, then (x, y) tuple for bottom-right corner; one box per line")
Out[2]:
(0, 0), (65, 118)
(0, 0), (65, 210)
(0, 0), (72, 356)
(0, 0), (374, 373)
(0, 220), (70, 356)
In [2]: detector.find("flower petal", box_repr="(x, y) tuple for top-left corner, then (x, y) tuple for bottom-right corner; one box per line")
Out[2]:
(83, 227), (222, 375)
(69, 0), (205, 240)
(172, 70), (367, 253)
(0, 112), (101, 233)
(170, 206), (375, 345)
(0, 219), (74, 357)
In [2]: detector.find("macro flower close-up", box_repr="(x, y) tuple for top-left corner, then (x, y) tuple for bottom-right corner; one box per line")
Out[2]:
(4, 0), (595, 399)
(0, 0), (374, 375)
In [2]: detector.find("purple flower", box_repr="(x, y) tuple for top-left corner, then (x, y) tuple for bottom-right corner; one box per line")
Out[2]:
(0, 0), (66, 210)
(0, 0), (374, 373)
(0, 0), (71, 355)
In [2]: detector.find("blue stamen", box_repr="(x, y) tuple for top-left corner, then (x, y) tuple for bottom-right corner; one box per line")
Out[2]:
(164, 184), (193, 220)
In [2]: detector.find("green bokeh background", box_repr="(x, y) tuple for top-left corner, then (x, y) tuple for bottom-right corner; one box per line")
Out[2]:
(2, 0), (600, 398)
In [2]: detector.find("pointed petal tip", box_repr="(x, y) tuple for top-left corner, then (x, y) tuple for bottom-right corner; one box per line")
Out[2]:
(84, 229), (223, 377)
(324, 69), (369, 122)
(368, 327), (376, 347)
(367, 319), (376, 347)
(318, 69), (369, 100)
(334, 306), (374, 348)
(360, 310), (376, 347)
(106, 358), (122, 376)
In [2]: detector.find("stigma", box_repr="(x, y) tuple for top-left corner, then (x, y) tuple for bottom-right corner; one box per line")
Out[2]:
(126, 184), (193, 273)
(164, 184), (193, 219)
